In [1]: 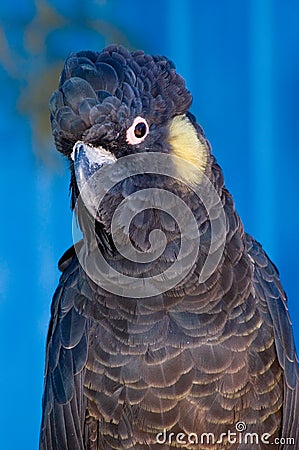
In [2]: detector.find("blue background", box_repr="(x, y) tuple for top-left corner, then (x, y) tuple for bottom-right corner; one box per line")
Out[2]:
(0, 1), (298, 449)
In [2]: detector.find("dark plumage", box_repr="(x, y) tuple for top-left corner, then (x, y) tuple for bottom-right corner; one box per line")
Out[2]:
(40, 45), (299, 449)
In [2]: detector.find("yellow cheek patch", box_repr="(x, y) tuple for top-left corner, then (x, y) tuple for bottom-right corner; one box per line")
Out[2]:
(168, 114), (208, 185)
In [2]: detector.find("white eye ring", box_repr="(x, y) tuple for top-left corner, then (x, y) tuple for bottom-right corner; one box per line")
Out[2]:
(126, 116), (149, 145)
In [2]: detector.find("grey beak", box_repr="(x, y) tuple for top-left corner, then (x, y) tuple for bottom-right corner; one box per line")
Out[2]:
(72, 140), (116, 217)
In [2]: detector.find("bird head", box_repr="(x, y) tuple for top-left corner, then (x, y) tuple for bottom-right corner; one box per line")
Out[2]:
(50, 45), (226, 296)
(50, 44), (212, 200)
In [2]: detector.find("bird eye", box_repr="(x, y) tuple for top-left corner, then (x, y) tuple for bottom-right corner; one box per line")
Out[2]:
(126, 117), (149, 145)
(134, 122), (147, 138)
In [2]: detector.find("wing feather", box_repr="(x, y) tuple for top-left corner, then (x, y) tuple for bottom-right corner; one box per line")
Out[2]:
(247, 234), (299, 448)
(40, 247), (88, 450)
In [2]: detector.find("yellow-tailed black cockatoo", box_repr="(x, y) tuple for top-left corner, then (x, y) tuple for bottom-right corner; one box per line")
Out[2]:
(40, 45), (299, 450)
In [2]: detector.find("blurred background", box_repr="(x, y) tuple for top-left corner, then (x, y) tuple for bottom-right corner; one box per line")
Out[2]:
(0, 1), (298, 448)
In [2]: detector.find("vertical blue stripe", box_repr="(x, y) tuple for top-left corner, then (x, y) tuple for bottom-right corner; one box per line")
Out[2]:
(249, 0), (277, 259)
(165, 0), (192, 85)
